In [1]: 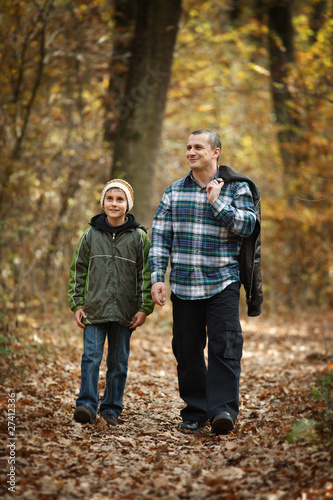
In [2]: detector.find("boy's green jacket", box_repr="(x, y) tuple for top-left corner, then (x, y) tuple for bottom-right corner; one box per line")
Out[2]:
(68, 213), (154, 326)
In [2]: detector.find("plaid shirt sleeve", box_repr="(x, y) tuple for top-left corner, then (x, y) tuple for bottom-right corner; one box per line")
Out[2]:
(210, 182), (256, 236)
(148, 190), (173, 284)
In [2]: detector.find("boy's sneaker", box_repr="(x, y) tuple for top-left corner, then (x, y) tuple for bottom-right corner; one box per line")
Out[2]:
(74, 405), (96, 424)
(101, 414), (117, 426)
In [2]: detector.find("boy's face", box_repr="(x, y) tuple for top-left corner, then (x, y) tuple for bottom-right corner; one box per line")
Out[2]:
(103, 188), (128, 226)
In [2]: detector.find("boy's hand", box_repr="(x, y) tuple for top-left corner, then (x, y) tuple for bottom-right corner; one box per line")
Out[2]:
(151, 282), (166, 306)
(74, 308), (87, 329)
(130, 311), (147, 330)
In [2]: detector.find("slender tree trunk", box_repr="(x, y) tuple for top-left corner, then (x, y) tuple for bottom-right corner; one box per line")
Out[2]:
(267, 0), (300, 174)
(0, 2), (51, 202)
(106, 0), (182, 228)
(309, 0), (327, 43)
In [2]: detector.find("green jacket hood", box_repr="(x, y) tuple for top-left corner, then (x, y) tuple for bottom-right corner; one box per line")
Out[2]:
(90, 213), (143, 233)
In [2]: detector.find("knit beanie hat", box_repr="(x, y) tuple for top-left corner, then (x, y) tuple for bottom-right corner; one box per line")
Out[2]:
(100, 179), (134, 211)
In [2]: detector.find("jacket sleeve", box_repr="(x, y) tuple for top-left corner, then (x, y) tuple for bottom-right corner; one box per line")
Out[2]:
(248, 229), (263, 316)
(239, 200), (263, 317)
(246, 200), (263, 316)
(138, 229), (155, 316)
(67, 228), (91, 312)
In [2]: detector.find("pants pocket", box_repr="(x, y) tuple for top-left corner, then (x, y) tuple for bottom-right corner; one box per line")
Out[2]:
(223, 320), (243, 361)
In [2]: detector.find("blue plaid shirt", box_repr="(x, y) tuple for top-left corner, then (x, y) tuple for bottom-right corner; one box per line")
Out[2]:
(148, 171), (256, 300)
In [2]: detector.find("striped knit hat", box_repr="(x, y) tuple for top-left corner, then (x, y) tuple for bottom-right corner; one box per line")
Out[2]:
(100, 179), (134, 211)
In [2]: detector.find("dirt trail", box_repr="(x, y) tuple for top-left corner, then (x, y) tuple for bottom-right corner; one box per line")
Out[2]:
(1, 307), (332, 499)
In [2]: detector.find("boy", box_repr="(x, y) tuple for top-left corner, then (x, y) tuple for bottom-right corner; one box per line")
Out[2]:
(68, 179), (154, 425)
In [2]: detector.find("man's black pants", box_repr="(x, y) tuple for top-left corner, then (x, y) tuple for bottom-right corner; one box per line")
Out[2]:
(171, 282), (243, 425)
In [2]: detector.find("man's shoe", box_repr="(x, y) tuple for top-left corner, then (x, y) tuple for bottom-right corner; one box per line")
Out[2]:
(101, 414), (117, 426)
(211, 412), (234, 435)
(74, 405), (96, 424)
(179, 420), (206, 432)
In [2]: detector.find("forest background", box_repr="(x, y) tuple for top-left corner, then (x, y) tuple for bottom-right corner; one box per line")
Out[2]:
(1, 1), (333, 498)
(0, 0), (332, 336)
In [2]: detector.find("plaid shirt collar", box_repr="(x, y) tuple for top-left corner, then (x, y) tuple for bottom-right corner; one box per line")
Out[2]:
(185, 169), (220, 189)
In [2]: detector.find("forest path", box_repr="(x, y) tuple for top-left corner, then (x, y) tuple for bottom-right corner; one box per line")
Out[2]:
(1, 306), (332, 500)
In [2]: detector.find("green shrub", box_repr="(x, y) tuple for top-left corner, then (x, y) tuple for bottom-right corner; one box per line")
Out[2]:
(287, 369), (333, 445)
(312, 369), (333, 443)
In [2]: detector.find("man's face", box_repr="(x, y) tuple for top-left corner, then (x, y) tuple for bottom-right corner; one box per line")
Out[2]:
(186, 133), (220, 171)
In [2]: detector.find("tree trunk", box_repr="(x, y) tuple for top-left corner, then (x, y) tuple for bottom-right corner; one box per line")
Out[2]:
(309, 0), (327, 43)
(107, 0), (182, 228)
(267, 0), (300, 174)
(0, 1), (51, 215)
(103, 0), (138, 142)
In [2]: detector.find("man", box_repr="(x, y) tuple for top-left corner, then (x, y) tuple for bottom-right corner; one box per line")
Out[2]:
(148, 129), (262, 434)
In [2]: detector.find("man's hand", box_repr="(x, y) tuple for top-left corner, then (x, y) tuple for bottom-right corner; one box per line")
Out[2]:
(74, 308), (87, 329)
(130, 311), (147, 330)
(151, 282), (166, 307)
(206, 178), (224, 204)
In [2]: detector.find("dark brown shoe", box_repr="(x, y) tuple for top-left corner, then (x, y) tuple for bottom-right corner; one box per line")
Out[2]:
(74, 406), (96, 424)
(179, 420), (206, 432)
(101, 414), (117, 426)
(211, 412), (234, 435)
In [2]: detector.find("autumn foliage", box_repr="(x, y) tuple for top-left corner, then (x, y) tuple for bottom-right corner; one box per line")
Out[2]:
(1, 2), (333, 495)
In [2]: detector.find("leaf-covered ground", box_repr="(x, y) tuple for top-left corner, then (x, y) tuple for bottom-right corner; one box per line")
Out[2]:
(1, 306), (332, 500)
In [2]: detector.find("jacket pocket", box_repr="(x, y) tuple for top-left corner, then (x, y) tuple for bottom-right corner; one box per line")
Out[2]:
(223, 320), (243, 361)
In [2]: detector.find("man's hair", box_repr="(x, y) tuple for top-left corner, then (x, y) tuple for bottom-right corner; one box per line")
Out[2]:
(190, 129), (222, 162)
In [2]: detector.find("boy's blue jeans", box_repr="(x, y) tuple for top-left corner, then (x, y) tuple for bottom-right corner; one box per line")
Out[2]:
(76, 322), (132, 419)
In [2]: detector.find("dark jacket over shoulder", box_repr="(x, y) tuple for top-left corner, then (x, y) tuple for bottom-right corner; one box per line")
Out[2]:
(219, 165), (263, 317)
